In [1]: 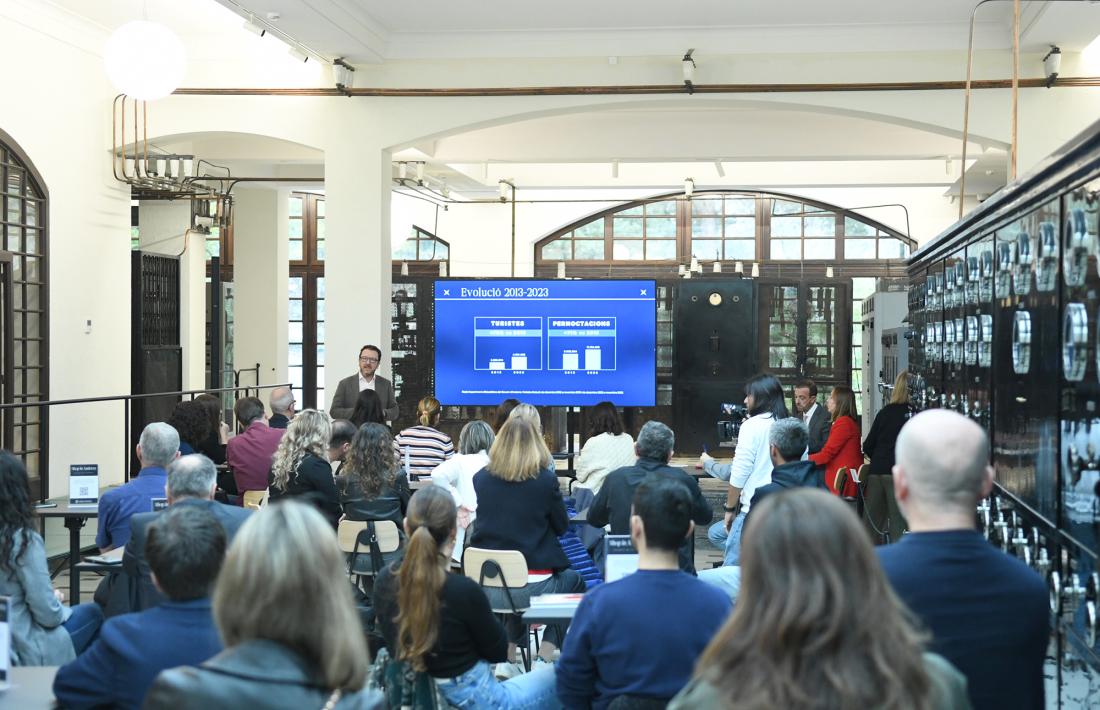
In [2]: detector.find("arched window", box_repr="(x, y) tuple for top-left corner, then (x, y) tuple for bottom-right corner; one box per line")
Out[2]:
(0, 130), (48, 493)
(535, 190), (912, 266)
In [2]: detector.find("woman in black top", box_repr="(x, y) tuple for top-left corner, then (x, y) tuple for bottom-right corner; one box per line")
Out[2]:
(373, 486), (558, 707)
(861, 371), (915, 542)
(349, 390), (387, 429)
(168, 400), (211, 456)
(338, 423), (411, 573)
(194, 393), (229, 465)
(470, 416), (585, 662)
(268, 410), (341, 527)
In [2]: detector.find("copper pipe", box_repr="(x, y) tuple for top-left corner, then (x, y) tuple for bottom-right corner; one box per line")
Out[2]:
(143, 101), (150, 179)
(1011, 0), (1021, 180)
(111, 95), (123, 182)
(170, 76), (1100, 97)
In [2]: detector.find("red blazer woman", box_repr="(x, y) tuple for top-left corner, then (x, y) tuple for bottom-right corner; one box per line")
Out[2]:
(809, 415), (863, 497)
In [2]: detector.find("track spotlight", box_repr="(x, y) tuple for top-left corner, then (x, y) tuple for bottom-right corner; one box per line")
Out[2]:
(682, 49), (696, 93)
(416, 162), (425, 183)
(398, 163), (407, 180)
(684, 178), (694, 198)
(1043, 45), (1061, 87)
(333, 57), (355, 90)
(243, 16), (266, 37)
(714, 161), (725, 178)
(288, 45), (309, 63)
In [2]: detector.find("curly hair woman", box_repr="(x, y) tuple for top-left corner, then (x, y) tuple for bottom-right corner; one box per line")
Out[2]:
(168, 399), (212, 456)
(0, 451), (103, 664)
(268, 409), (340, 527)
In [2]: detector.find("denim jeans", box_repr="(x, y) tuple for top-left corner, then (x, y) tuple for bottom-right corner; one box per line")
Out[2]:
(435, 661), (561, 709)
(62, 602), (104, 654)
(707, 511), (746, 567)
(697, 565), (743, 603)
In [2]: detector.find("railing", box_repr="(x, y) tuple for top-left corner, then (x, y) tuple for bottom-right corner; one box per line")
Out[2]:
(0, 365), (289, 502)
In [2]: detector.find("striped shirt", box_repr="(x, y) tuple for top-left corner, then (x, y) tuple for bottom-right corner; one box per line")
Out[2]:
(395, 425), (455, 480)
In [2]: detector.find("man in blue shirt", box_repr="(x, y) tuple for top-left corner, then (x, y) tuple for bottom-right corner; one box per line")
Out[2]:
(877, 409), (1048, 710)
(557, 476), (732, 709)
(96, 422), (179, 552)
(54, 503), (226, 709)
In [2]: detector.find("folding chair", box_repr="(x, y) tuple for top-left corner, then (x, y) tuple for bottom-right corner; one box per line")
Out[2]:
(338, 519), (402, 591)
(241, 489), (269, 510)
(462, 547), (538, 671)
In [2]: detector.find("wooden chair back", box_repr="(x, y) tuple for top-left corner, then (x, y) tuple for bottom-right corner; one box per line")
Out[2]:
(338, 519), (402, 555)
(242, 489), (269, 510)
(462, 547), (528, 590)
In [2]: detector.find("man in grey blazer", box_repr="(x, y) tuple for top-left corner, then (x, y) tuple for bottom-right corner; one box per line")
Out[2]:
(105, 454), (252, 616)
(794, 379), (831, 455)
(329, 344), (400, 423)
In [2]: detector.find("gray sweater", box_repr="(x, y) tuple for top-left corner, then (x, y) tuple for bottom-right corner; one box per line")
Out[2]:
(0, 530), (74, 665)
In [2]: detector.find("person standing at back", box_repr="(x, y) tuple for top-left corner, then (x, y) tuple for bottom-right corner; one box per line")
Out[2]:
(878, 409), (1048, 710)
(330, 345), (400, 423)
(700, 373), (788, 566)
(793, 378), (831, 454)
(862, 370), (916, 542)
(395, 396), (454, 481)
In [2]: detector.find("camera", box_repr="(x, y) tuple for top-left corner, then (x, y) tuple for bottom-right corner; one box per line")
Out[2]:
(716, 403), (748, 444)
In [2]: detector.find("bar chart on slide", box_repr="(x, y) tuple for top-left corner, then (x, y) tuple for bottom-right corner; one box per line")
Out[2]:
(548, 317), (617, 371)
(473, 317), (543, 371)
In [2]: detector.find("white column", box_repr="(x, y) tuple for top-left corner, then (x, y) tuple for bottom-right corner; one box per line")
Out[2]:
(323, 138), (392, 410)
(232, 188), (289, 394)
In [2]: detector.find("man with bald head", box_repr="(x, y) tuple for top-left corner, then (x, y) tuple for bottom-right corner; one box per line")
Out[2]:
(877, 409), (1048, 710)
(267, 387), (295, 429)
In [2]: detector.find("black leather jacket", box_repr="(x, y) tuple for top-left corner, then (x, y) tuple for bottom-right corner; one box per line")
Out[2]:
(338, 468), (411, 528)
(144, 639), (384, 709)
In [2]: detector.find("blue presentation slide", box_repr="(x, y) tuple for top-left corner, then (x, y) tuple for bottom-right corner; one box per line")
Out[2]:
(435, 280), (656, 406)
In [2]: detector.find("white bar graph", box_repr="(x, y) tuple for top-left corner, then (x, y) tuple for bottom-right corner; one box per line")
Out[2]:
(511, 354), (528, 371)
(562, 350), (579, 370)
(489, 359), (505, 371)
(585, 346), (602, 370)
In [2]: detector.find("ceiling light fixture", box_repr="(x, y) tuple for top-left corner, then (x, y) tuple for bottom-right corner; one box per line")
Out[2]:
(288, 45), (309, 63)
(714, 161), (725, 178)
(398, 163), (407, 180)
(415, 162), (425, 183)
(243, 15), (266, 37)
(684, 178), (694, 198)
(682, 49), (696, 94)
(104, 20), (187, 100)
(333, 57), (355, 90)
(751, 262), (760, 278)
(1043, 45), (1062, 87)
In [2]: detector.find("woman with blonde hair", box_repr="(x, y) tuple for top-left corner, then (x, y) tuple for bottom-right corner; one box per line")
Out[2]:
(146, 501), (384, 709)
(268, 409), (341, 527)
(471, 417), (585, 666)
(395, 396), (454, 481)
(373, 486), (559, 707)
(670, 489), (969, 710)
(862, 370), (917, 541)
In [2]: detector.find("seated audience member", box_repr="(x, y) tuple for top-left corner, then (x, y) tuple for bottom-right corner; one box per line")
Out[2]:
(471, 416), (586, 665)
(269, 410), (342, 528)
(557, 477), (731, 709)
(114, 454), (252, 614)
(339, 422), (412, 572)
(373, 486), (558, 708)
(0, 452), (103, 664)
(492, 398), (521, 432)
(697, 417), (825, 599)
(98, 422), (180, 552)
(168, 400), (211, 456)
(670, 489), (970, 710)
(588, 421), (711, 574)
(193, 393), (230, 465)
(700, 373), (787, 567)
(225, 396), (283, 496)
(878, 409), (1048, 710)
(808, 384), (864, 497)
(328, 418), (357, 477)
(267, 386), (296, 429)
(395, 396), (454, 480)
(430, 419), (494, 539)
(507, 401), (542, 427)
(862, 370), (915, 542)
(573, 401), (636, 497)
(146, 502), (384, 709)
(349, 388), (388, 429)
(53, 505), (226, 709)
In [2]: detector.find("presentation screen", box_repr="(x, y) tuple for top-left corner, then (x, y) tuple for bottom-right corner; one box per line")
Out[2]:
(434, 279), (656, 407)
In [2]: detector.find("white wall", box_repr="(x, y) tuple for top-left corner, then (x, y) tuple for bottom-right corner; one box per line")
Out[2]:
(0, 2), (132, 495)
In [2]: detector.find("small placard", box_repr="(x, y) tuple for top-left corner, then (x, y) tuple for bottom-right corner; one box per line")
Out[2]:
(604, 534), (639, 583)
(69, 464), (99, 507)
(151, 498), (169, 512)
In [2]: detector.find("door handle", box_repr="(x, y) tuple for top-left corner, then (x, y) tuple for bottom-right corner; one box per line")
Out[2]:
(709, 330), (720, 353)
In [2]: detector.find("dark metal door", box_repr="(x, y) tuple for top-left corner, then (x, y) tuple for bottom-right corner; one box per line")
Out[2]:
(131, 252), (181, 474)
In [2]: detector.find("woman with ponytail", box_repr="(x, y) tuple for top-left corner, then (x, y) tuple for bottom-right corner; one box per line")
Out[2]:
(373, 486), (560, 708)
(395, 396), (454, 481)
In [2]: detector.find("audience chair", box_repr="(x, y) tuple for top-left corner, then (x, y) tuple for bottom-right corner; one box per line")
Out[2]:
(241, 489), (269, 510)
(607, 695), (668, 710)
(462, 547), (538, 671)
(833, 468), (859, 508)
(338, 519), (401, 590)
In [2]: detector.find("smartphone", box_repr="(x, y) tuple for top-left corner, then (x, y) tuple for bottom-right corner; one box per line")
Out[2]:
(34, 502), (58, 509)
(0, 596), (10, 690)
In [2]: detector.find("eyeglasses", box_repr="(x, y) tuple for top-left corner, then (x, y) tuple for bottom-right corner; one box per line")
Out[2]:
(359, 357), (380, 364)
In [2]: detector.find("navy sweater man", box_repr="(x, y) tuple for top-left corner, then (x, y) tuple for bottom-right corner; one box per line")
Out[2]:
(877, 409), (1048, 710)
(557, 476), (731, 709)
(54, 504), (227, 710)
